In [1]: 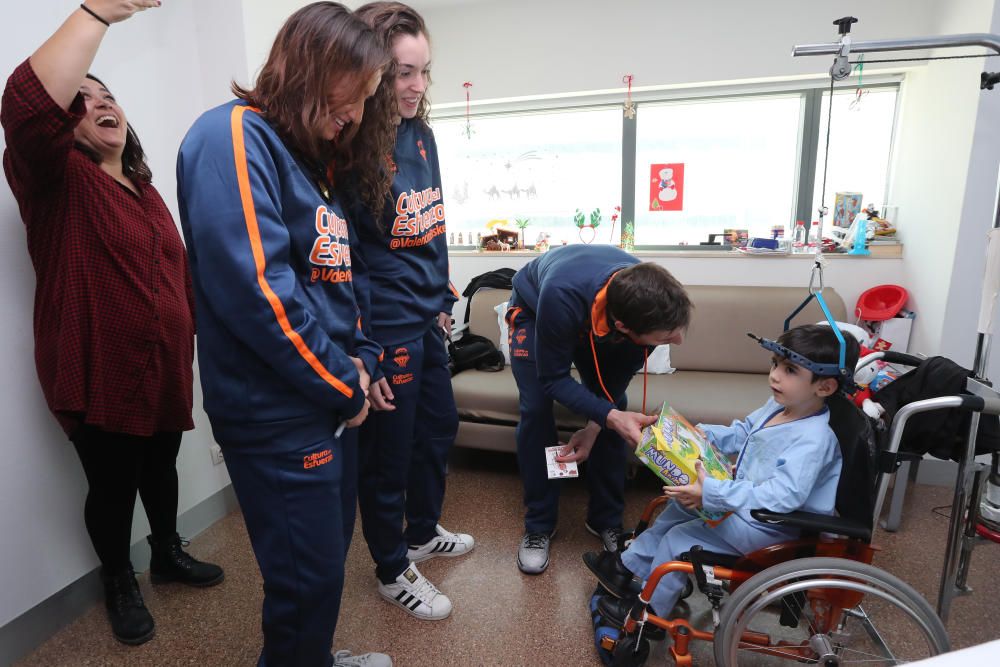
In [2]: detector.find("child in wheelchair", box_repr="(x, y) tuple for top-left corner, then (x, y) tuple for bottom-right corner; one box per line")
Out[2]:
(585, 323), (861, 633)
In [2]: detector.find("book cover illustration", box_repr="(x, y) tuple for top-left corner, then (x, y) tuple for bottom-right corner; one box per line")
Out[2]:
(635, 402), (732, 526)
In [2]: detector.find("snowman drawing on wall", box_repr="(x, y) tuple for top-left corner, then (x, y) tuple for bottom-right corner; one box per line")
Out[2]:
(657, 167), (678, 203)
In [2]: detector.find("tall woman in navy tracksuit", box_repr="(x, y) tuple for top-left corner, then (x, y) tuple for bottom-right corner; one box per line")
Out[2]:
(344, 2), (473, 622)
(176, 5), (393, 666)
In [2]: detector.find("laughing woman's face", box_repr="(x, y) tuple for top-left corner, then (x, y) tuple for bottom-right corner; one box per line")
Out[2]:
(74, 78), (128, 162)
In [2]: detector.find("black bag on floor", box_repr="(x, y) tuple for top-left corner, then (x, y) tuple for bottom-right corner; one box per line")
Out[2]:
(448, 333), (505, 376)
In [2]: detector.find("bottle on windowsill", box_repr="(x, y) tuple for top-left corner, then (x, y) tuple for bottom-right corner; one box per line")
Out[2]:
(807, 222), (820, 252)
(792, 220), (807, 253)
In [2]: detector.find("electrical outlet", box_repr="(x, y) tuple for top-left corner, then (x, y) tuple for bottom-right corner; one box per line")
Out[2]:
(210, 444), (224, 466)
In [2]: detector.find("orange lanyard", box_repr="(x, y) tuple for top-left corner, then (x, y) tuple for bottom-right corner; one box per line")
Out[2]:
(589, 330), (648, 415)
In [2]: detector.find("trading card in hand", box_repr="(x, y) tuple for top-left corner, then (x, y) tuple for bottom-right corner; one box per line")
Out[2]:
(545, 445), (579, 479)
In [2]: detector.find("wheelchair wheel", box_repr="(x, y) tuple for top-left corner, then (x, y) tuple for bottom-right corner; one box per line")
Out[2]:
(611, 635), (650, 667)
(713, 557), (949, 666)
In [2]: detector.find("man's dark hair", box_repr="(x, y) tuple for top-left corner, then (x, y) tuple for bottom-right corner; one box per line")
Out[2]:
(776, 324), (861, 387)
(605, 263), (692, 335)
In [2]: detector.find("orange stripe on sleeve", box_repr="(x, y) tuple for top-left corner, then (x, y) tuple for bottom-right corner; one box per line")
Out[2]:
(230, 105), (353, 399)
(449, 280), (460, 299)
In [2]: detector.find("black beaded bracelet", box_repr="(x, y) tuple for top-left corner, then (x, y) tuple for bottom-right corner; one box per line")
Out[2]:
(80, 4), (110, 27)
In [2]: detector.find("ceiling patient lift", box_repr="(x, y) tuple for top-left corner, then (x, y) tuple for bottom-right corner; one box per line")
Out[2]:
(793, 17), (1000, 623)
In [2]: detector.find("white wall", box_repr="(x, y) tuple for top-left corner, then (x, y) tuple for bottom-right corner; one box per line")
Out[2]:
(887, 0), (1000, 376)
(420, 0), (941, 103)
(0, 0), (246, 628)
(940, 1), (1000, 383)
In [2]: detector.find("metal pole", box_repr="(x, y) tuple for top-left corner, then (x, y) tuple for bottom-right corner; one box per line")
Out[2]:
(793, 34), (1000, 57)
(937, 412), (982, 620)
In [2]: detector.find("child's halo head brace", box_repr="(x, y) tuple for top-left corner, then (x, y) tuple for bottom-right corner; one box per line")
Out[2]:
(747, 332), (856, 392)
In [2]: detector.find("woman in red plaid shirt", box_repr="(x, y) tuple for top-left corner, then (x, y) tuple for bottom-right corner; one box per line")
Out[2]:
(1, 2), (222, 646)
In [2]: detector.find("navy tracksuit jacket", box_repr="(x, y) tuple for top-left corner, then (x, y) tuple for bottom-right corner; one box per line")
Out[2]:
(178, 100), (381, 667)
(346, 118), (459, 584)
(509, 245), (651, 534)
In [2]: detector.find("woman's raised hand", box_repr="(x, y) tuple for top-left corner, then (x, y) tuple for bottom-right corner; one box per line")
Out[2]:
(84, 1), (162, 25)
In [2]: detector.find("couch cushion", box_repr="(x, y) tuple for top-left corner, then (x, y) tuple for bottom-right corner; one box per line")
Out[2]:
(451, 366), (587, 429)
(453, 367), (771, 432)
(669, 285), (846, 373)
(467, 288), (512, 340)
(627, 370), (771, 426)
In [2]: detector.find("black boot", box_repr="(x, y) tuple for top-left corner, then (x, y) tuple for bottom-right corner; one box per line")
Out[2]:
(583, 550), (642, 599)
(101, 567), (155, 645)
(148, 533), (225, 587)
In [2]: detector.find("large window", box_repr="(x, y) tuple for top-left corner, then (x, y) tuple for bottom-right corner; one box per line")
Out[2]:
(633, 95), (802, 245)
(434, 108), (622, 248)
(811, 88), (898, 224)
(433, 82), (899, 248)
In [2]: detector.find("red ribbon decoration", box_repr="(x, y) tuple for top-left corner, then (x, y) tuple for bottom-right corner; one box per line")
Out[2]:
(463, 82), (473, 119)
(623, 74), (633, 104)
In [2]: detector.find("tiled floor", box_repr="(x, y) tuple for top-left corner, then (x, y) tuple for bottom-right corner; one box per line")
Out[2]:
(16, 449), (1000, 666)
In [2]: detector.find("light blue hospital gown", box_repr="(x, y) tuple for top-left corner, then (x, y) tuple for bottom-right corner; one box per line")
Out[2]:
(620, 398), (842, 616)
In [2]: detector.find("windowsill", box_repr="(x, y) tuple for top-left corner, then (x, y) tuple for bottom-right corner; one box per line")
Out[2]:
(446, 245), (903, 258)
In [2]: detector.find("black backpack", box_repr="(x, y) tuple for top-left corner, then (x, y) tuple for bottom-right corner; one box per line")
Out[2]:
(460, 268), (515, 325)
(448, 333), (505, 376)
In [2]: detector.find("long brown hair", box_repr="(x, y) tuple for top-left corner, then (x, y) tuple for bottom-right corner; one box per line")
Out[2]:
(347, 2), (432, 223)
(76, 74), (153, 184)
(232, 2), (390, 171)
(354, 2), (432, 123)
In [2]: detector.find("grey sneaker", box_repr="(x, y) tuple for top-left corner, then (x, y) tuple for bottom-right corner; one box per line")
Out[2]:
(585, 523), (623, 553)
(517, 529), (555, 574)
(332, 650), (392, 666)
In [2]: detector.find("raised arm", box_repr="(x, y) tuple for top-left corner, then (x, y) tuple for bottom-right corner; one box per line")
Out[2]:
(30, 1), (160, 110)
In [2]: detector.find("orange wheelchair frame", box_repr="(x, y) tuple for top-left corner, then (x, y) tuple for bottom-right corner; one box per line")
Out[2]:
(600, 496), (883, 666)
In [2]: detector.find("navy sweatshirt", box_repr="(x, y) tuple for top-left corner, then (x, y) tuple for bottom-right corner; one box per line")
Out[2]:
(512, 245), (642, 426)
(347, 118), (457, 350)
(177, 101), (381, 438)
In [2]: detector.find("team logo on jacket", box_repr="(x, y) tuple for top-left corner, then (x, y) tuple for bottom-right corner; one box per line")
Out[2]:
(515, 329), (527, 344)
(393, 347), (411, 368)
(389, 187), (446, 250)
(417, 139), (427, 161)
(303, 449), (333, 469)
(309, 206), (353, 285)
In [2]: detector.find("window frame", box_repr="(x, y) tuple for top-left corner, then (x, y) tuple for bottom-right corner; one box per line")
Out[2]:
(431, 76), (902, 250)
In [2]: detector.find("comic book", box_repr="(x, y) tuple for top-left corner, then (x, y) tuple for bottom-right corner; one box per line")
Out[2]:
(635, 402), (733, 526)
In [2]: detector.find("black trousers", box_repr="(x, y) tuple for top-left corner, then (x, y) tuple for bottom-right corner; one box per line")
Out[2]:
(70, 426), (182, 574)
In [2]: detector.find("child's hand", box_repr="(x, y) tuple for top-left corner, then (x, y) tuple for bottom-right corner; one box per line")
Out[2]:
(695, 459), (708, 483)
(664, 475), (704, 510)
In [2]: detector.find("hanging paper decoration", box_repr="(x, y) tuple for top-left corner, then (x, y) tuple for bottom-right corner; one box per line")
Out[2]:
(849, 54), (867, 110)
(462, 81), (474, 139)
(622, 74), (636, 119)
(649, 163), (684, 211)
(609, 205), (620, 243)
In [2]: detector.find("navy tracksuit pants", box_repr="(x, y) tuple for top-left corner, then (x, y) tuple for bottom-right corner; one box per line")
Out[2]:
(508, 308), (645, 534)
(215, 415), (357, 667)
(358, 324), (459, 584)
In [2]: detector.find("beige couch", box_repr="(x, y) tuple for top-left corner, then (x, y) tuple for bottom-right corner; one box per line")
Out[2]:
(451, 285), (846, 452)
